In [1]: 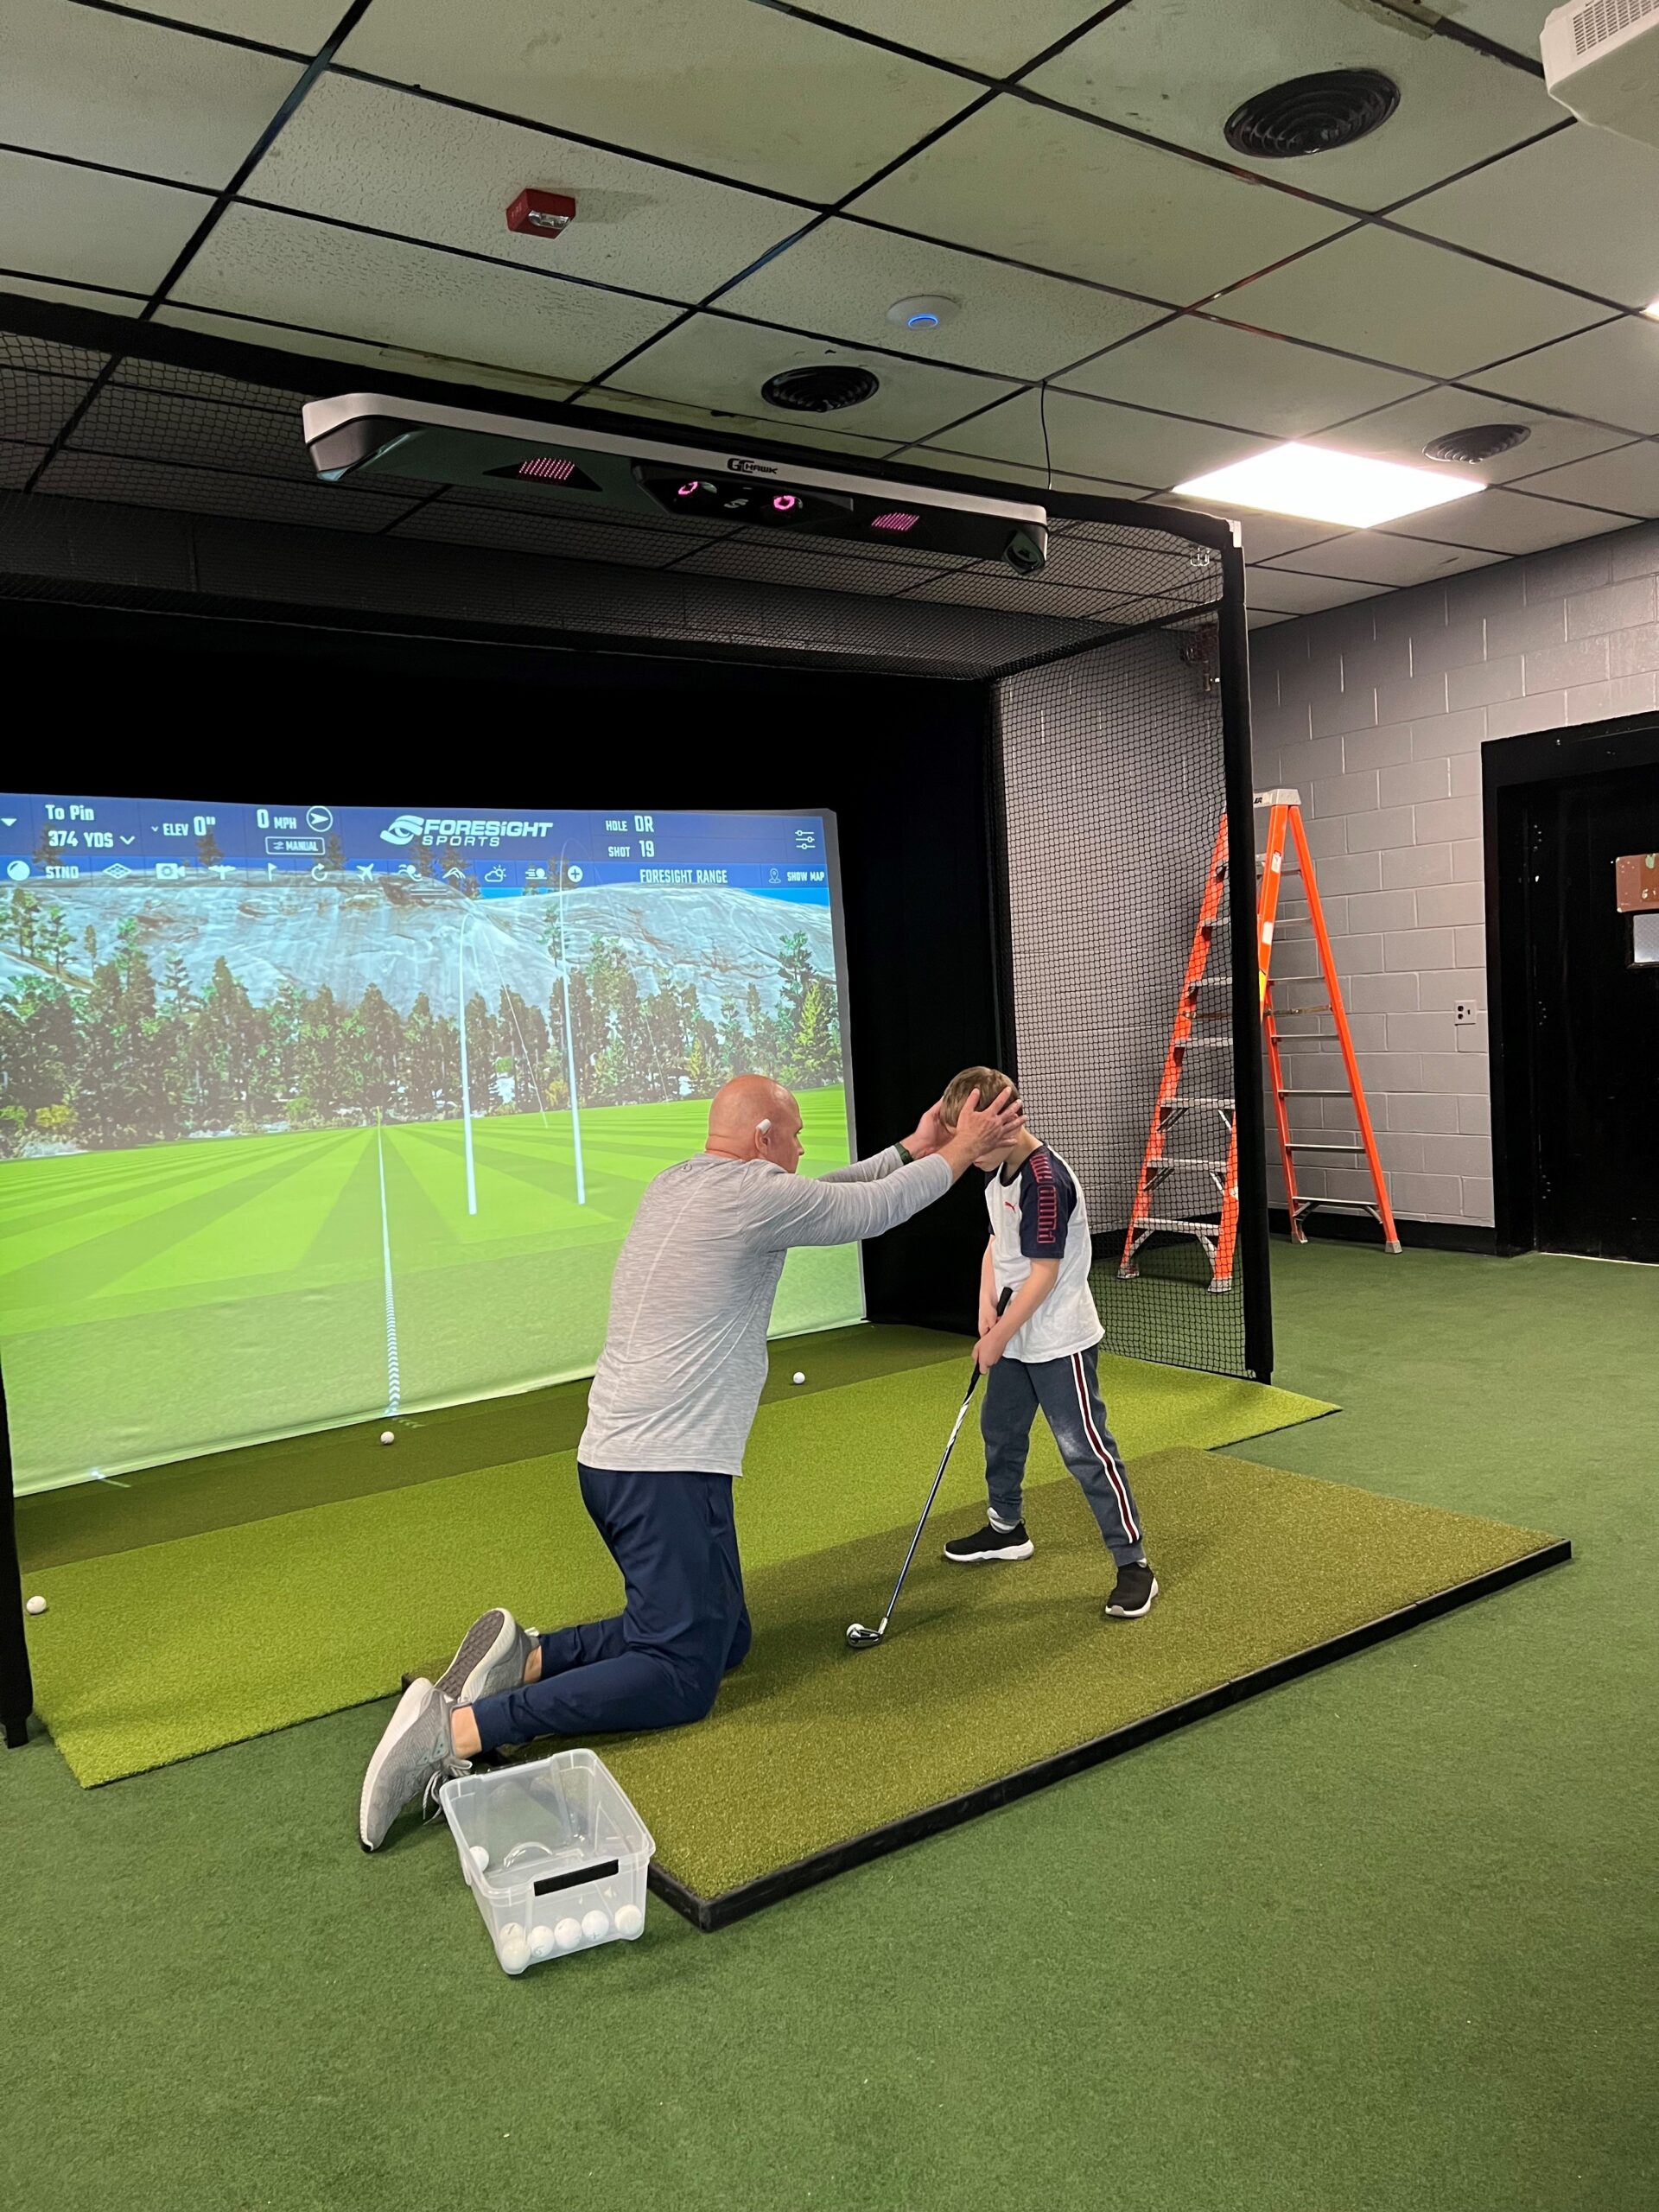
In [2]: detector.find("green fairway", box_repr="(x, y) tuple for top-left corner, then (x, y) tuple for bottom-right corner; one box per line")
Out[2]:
(0, 1088), (859, 1491)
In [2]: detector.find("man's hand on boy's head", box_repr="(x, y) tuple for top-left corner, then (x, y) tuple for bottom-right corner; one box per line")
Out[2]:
(901, 1096), (950, 1159)
(946, 1085), (1023, 1161)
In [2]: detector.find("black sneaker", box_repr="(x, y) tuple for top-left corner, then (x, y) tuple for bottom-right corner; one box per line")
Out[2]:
(944, 1520), (1033, 1564)
(1104, 1562), (1159, 1619)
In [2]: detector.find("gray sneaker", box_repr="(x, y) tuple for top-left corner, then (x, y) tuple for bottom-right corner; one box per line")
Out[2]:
(358, 1678), (467, 1853)
(435, 1607), (536, 1707)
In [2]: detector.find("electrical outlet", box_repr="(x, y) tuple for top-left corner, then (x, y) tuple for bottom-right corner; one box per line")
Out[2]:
(1454, 1001), (1478, 1026)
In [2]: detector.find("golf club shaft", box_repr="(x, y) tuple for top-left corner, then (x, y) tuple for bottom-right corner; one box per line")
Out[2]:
(875, 1287), (1012, 1632)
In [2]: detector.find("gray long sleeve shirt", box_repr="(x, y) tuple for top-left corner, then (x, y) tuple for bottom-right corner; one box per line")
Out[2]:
(577, 1145), (953, 1477)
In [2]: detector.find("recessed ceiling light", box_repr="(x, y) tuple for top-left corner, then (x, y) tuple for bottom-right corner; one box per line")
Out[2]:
(1644, 297), (1659, 320)
(1175, 442), (1485, 528)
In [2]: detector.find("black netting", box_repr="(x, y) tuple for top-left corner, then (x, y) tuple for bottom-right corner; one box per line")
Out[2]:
(996, 604), (1249, 1376)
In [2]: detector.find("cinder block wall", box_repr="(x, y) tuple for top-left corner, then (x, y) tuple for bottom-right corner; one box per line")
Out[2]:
(1246, 517), (1659, 1231)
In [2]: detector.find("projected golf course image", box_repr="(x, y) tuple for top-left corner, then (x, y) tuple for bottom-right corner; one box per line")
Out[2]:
(0, 816), (855, 1491)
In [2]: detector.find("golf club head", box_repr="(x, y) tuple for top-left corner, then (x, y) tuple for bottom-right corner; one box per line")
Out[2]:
(845, 1621), (885, 1649)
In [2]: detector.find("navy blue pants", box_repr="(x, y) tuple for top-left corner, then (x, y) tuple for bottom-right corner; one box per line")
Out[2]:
(469, 1464), (752, 1754)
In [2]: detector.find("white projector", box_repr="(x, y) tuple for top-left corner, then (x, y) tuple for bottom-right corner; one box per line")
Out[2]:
(1541, 0), (1659, 151)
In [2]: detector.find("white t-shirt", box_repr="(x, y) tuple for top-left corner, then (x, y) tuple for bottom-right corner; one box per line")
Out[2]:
(983, 1142), (1103, 1364)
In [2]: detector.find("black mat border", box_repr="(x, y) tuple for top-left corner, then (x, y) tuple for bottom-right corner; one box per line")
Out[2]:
(646, 1538), (1571, 1931)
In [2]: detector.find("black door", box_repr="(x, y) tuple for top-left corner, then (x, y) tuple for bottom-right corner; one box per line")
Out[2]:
(1522, 760), (1659, 1262)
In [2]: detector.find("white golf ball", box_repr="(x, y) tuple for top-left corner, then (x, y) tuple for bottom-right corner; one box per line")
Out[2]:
(614, 1903), (645, 1939)
(791, 1370), (805, 1385)
(25, 1594), (47, 1616)
(497, 1923), (529, 1974)
(581, 1908), (611, 1943)
(528, 1924), (556, 1961)
(553, 1916), (583, 1952)
(468, 1844), (490, 1873)
(380, 1429), (396, 1446)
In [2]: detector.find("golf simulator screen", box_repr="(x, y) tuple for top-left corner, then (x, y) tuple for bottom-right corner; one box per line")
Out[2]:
(0, 796), (854, 1491)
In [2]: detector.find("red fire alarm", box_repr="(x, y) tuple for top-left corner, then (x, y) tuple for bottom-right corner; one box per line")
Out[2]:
(505, 188), (575, 238)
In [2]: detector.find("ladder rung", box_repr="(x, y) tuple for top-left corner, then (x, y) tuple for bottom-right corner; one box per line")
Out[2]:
(1279, 1088), (1348, 1096)
(1284, 1141), (1365, 1153)
(1291, 1198), (1383, 1217)
(1139, 1217), (1218, 1234)
(1194, 974), (1232, 984)
(1151, 1155), (1226, 1170)
(1171, 1096), (1235, 1109)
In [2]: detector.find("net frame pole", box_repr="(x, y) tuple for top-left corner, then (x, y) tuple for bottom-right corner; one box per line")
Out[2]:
(0, 1355), (32, 1747)
(1217, 537), (1274, 1382)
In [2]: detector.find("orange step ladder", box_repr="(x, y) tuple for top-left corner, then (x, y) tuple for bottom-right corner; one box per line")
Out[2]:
(1120, 788), (1399, 1293)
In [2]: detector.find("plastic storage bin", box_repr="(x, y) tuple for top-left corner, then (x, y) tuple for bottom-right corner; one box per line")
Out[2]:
(439, 1749), (655, 1974)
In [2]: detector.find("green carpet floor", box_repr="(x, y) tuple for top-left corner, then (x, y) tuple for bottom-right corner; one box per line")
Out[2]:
(24, 1348), (1331, 1786)
(4, 1247), (1654, 2212)
(594, 1448), (1554, 1903)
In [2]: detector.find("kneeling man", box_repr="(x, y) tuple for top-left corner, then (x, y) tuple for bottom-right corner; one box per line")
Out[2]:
(359, 1072), (1020, 1847)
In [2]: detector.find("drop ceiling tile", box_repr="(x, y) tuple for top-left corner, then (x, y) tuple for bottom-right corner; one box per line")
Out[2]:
(0, 150), (207, 298)
(815, 2), (1107, 74)
(1440, 3), (1554, 55)
(921, 386), (1264, 489)
(0, 274), (146, 315)
(396, 501), (703, 566)
(1026, 0), (1562, 210)
(1262, 533), (1499, 587)
(1061, 315), (1424, 435)
(33, 448), (419, 531)
(120, 2), (343, 46)
(0, 366), (94, 444)
(153, 301), (592, 403)
(0, 440), (47, 488)
(1375, 486), (1634, 554)
(335, 0), (980, 202)
(1238, 227), (1606, 379)
(1514, 442), (1659, 516)
(1, 0), (303, 189)
(889, 442), (1147, 496)
(1248, 607), (1291, 628)
(1246, 567), (1388, 613)
(69, 385), (317, 480)
(170, 207), (679, 383)
(1478, 316), (1659, 434)
(717, 219), (1161, 381)
(1402, 123), (1659, 309)
(1306, 385), (1630, 481)
(595, 314), (1018, 442)
(241, 74), (804, 306)
(852, 98), (1346, 304)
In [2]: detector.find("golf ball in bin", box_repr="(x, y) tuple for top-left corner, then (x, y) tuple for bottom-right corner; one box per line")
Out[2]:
(791, 1371), (805, 1385)
(581, 1909), (611, 1943)
(498, 1923), (529, 1974)
(615, 1903), (645, 1939)
(554, 1917), (583, 1952)
(380, 1430), (395, 1446)
(468, 1844), (490, 1873)
(528, 1924), (556, 1961)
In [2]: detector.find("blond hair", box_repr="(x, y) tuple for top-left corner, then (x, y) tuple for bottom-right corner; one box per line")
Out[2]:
(938, 1065), (1019, 1130)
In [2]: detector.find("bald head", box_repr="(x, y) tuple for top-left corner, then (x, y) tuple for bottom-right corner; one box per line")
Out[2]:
(707, 1074), (803, 1173)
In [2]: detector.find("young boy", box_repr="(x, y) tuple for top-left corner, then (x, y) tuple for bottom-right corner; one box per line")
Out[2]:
(936, 1066), (1157, 1619)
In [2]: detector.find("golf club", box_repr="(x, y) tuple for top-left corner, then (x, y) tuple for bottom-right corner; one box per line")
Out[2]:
(846, 1287), (1012, 1650)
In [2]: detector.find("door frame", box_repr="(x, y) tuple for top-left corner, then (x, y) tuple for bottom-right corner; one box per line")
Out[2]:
(1484, 714), (1659, 1256)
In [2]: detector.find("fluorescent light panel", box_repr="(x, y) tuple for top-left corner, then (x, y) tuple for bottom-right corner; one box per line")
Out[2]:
(1175, 441), (1485, 528)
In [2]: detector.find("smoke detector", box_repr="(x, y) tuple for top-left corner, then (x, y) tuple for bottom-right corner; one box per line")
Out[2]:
(1422, 424), (1532, 467)
(887, 296), (958, 331)
(1224, 69), (1401, 158)
(760, 364), (880, 413)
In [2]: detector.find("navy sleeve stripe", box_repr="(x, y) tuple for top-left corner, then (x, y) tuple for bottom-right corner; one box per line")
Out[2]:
(1018, 1147), (1072, 1259)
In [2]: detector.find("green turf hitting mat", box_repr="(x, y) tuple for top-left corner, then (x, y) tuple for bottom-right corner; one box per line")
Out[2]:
(23, 1350), (1332, 1787)
(601, 1449), (1564, 1918)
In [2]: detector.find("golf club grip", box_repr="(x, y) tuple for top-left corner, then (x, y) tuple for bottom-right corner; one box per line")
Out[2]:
(969, 1284), (1015, 1388)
